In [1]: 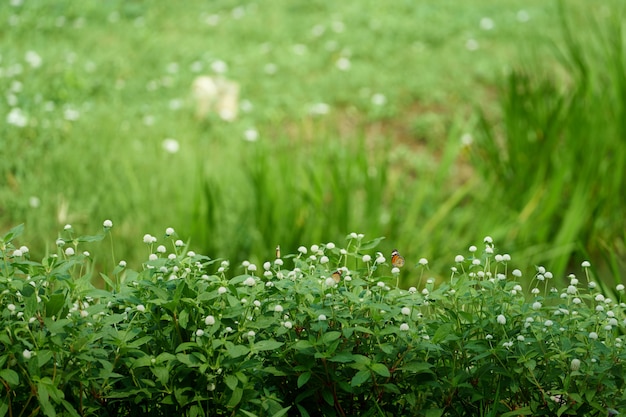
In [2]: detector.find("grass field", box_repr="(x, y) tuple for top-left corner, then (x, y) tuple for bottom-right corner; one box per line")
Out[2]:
(1, 0), (624, 285)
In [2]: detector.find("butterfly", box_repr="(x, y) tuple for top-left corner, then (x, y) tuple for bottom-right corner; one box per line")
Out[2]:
(391, 249), (405, 268)
(331, 270), (342, 283)
(275, 245), (281, 259)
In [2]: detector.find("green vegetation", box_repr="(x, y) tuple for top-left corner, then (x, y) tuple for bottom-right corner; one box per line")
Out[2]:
(2, 224), (625, 416)
(2, 0), (624, 284)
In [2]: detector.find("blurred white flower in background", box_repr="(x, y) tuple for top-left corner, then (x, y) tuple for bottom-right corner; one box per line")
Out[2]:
(162, 138), (180, 154)
(191, 76), (240, 121)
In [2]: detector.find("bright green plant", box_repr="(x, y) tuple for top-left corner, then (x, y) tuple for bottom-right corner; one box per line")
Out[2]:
(1, 222), (625, 416)
(471, 2), (626, 279)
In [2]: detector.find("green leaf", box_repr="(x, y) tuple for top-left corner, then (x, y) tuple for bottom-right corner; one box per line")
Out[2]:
(271, 406), (291, 417)
(0, 369), (19, 386)
(501, 406), (533, 416)
(76, 234), (105, 243)
(322, 331), (341, 344)
(399, 362), (434, 374)
(225, 374), (238, 391)
(371, 363), (390, 377)
(46, 292), (65, 317)
(292, 340), (313, 351)
(126, 335), (153, 349)
(226, 386), (243, 408)
(253, 339), (283, 351)
(178, 309), (189, 329)
(2, 224), (24, 243)
(36, 381), (56, 417)
(37, 350), (53, 368)
(359, 236), (385, 250)
(329, 352), (360, 363)
(297, 371), (311, 388)
(424, 409), (444, 417)
(351, 369), (370, 387)
(152, 367), (170, 385)
(226, 342), (250, 358)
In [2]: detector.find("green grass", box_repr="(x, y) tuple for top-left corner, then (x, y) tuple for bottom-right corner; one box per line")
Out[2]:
(1, 0), (624, 284)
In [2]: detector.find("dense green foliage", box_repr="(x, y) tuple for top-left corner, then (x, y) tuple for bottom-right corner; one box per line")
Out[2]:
(1, 224), (625, 416)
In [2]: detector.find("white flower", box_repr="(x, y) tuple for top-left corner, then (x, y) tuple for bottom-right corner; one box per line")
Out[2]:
(532, 302), (542, 310)
(516, 335), (525, 342)
(320, 256), (329, 264)
(162, 138), (180, 154)
(136, 304), (146, 313)
(196, 329), (204, 337)
(566, 285), (577, 294)
(283, 321), (293, 329)
(244, 277), (256, 287)
(211, 60), (228, 74)
(408, 287), (417, 294)
(63, 247), (75, 256)
(362, 254), (371, 263)
(103, 219), (113, 228)
(165, 227), (175, 236)
(336, 57), (351, 71)
(7, 108), (28, 127)
(399, 323), (409, 331)
(298, 246), (307, 255)
(247, 330), (256, 338)
(418, 258), (428, 266)
(217, 286), (227, 295)
(318, 314), (327, 321)
(469, 245), (477, 253)
(143, 234), (155, 244)
(148, 254), (158, 261)
(479, 17), (495, 30)
(205, 315), (215, 325)
(570, 358), (581, 371)
(175, 240), (184, 247)
(595, 294), (605, 302)
(12, 249), (23, 257)
(118, 260), (127, 268)
(572, 297), (581, 305)
(23, 349), (32, 360)
(581, 261), (591, 268)
(326, 242), (335, 250)
(512, 269), (522, 278)
(274, 305), (283, 313)
(617, 284), (625, 292)
(244, 129), (258, 142)
(56, 238), (65, 247)
(454, 255), (464, 263)
(7, 304), (16, 312)
(25, 50), (42, 68)
(497, 314), (507, 325)
(401, 307), (411, 316)
(371, 93), (386, 106)
(570, 278), (579, 286)
(325, 277), (337, 287)
(588, 332), (598, 340)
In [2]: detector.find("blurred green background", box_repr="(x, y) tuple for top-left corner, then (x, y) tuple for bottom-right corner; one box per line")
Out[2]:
(1, 0), (624, 285)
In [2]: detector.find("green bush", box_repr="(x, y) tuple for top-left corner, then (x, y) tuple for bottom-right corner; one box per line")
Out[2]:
(1, 222), (624, 416)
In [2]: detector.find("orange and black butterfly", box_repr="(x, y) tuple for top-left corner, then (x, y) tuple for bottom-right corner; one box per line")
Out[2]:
(331, 270), (342, 283)
(391, 249), (405, 268)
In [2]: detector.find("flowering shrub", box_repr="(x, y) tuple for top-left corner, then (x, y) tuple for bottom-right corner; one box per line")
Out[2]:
(0, 223), (624, 416)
